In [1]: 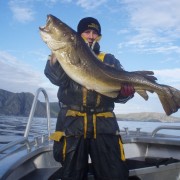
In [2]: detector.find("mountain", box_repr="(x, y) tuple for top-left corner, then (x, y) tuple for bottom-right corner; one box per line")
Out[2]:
(0, 89), (59, 117)
(1, 89), (180, 122)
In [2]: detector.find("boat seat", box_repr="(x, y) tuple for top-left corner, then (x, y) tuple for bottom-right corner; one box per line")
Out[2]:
(127, 156), (180, 170)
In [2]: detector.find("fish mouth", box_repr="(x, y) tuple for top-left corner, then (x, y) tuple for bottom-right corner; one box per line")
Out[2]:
(39, 14), (52, 32)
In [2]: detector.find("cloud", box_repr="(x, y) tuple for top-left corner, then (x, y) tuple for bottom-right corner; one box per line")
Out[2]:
(117, 0), (180, 55)
(42, 0), (106, 9)
(154, 68), (180, 87)
(123, 0), (180, 29)
(0, 50), (58, 101)
(76, 0), (107, 10)
(8, 0), (35, 23)
(0, 51), (43, 87)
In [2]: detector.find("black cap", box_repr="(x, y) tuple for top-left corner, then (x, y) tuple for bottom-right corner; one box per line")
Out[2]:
(77, 17), (101, 35)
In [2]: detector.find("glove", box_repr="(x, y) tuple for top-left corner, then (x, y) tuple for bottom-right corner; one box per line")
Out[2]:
(120, 84), (135, 97)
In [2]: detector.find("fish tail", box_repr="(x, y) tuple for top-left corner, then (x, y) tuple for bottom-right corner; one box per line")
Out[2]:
(168, 86), (180, 109)
(158, 85), (180, 116)
(158, 95), (173, 116)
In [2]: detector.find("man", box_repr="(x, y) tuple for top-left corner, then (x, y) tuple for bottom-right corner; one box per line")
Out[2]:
(45, 17), (135, 180)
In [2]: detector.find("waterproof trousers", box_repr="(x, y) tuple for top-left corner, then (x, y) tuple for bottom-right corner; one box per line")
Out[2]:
(55, 134), (129, 180)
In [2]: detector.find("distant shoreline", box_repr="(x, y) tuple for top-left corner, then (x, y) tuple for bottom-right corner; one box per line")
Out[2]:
(116, 112), (180, 123)
(117, 119), (180, 123)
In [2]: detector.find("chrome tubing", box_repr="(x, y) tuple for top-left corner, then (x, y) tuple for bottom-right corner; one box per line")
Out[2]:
(24, 88), (51, 138)
(0, 137), (30, 153)
(152, 125), (180, 137)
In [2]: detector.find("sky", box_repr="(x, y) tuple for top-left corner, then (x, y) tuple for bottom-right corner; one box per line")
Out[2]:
(0, 0), (180, 117)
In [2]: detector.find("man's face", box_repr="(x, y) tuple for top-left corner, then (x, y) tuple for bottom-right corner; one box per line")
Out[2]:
(81, 29), (99, 46)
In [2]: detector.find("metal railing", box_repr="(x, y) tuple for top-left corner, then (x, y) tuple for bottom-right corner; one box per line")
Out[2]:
(0, 88), (51, 153)
(152, 125), (180, 137)
(24, 88), (51, 138)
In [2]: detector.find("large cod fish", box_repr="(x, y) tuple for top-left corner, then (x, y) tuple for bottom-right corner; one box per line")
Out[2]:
(39, 14), (180, 116)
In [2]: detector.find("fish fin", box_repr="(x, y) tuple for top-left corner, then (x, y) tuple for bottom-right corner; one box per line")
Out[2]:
(134, 71), (157, 83)
(147, 90), (154, 93)
(134, 70), (154, 75)
(157, 85), (180, 116)
(136, 90), (149, 100)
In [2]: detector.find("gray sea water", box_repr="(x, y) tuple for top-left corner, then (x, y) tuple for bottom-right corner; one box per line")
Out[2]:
(0, 116), (180, 147)
(0, 116), (56, 146)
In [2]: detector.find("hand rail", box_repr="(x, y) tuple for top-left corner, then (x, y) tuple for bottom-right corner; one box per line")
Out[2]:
(24, 88), (51, 138)
(0, 88), (51, 154)
(0, 137), (30, 153)
(151, 125), (180, 137)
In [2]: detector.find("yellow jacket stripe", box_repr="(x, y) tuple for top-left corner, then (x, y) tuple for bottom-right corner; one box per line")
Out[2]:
(118, 138), (126, 161)
(49, 131), (65, 141)
(97, 52), (105, 62)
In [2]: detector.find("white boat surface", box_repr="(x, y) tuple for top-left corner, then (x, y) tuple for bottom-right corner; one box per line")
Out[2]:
(0, 88), (180, 180)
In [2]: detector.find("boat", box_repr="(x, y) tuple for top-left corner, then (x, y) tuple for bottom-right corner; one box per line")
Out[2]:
(0, 88), (180, 180)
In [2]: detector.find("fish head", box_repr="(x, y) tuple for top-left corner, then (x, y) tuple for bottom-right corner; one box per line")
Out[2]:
(39, 14), (76, 51)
